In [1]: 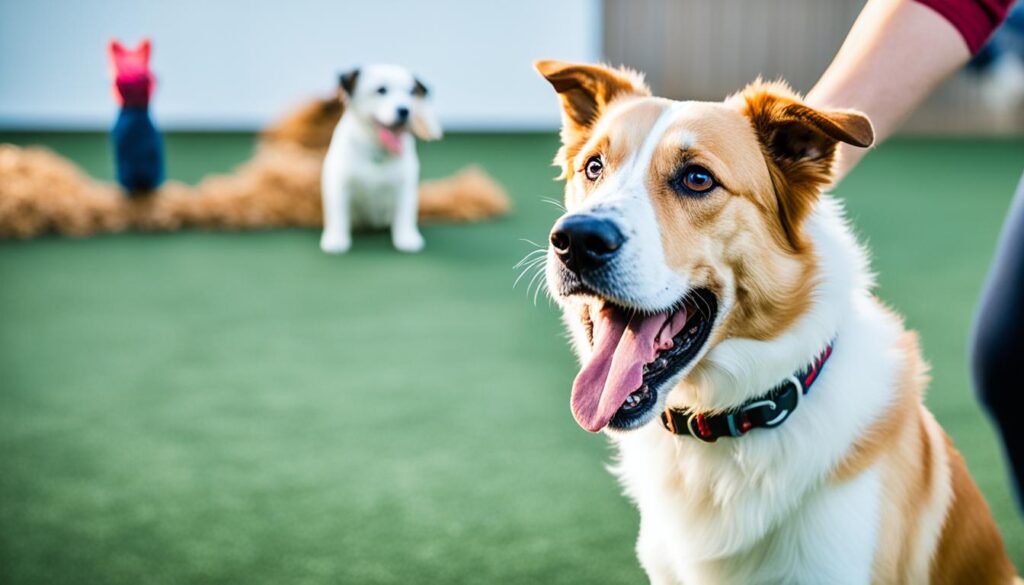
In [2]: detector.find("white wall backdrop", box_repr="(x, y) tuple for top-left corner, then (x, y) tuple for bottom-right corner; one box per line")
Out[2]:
(0, 0), (601, 131)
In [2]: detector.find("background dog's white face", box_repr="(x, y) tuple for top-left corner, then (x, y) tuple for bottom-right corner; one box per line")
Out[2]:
(339, 64), (442, 141)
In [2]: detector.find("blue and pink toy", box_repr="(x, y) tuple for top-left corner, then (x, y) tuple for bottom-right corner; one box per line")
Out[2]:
(109, 38), (164, 193)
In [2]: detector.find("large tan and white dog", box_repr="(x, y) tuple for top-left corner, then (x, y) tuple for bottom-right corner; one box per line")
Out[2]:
(535, 60), (1018, 584)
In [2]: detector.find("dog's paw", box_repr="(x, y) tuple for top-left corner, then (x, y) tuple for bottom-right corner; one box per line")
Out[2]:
(320, 232), (352, 254)
(392, 230), (425, 253)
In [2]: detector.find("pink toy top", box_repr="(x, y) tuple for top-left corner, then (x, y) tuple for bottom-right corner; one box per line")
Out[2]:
(109, 38), (155, 107)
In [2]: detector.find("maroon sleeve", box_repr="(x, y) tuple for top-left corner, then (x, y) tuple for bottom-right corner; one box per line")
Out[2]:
(914, 0), (1015, 53)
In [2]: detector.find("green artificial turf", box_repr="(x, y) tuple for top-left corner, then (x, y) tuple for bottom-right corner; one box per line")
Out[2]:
(0, 131), (1021, 583)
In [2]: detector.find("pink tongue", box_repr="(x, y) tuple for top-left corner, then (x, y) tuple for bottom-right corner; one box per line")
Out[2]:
(378, 127), (403, 155)
(571, 305), (688, 432)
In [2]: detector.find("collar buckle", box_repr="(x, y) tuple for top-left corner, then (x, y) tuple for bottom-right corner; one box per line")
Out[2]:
(740, 375), (801, 428)
(739, 397), (784, 426)
(686, 412), (719, 443)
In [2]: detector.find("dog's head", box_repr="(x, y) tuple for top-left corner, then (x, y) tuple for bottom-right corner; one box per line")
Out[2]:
(535, 60), (873, 433)
(338, 64), (442, 151)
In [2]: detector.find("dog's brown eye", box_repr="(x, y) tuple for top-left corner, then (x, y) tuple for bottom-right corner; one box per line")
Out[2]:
(376, 86), (388, 95)
(674, 165), (716, 195)
(584, 156), (604, 181)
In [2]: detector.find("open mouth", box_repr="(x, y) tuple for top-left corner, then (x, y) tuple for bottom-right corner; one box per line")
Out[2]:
(570, 288), (718, 432)
(375, 123), (407, 155)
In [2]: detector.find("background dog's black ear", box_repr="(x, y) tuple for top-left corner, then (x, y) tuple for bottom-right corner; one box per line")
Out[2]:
(339, 68), (360, 96)
(413, 77), (429, 98)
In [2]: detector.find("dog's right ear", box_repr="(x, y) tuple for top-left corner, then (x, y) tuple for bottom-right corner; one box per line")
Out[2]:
(338, 68), (360, 97)
(534, 61), (649, 177)
(534, 60), (649, 131)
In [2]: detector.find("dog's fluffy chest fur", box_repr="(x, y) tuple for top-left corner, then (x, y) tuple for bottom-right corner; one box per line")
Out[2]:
(601, 200), (901, 584)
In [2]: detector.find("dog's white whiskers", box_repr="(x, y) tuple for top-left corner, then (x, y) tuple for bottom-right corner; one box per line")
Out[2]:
(513, 241), (551, 292)
(513, 248), (547, 269)
(540, 197), (566, 212)
(513, 260), (544, 278)
(513, 268), (532, 289)
(527, 265), (547, 303)
(526, 264), (546, 293)
(514, 257), (546, 289)
(531, 270), (550, 306)
(518, 237), (546, 249)
(514, 255), (545, 273)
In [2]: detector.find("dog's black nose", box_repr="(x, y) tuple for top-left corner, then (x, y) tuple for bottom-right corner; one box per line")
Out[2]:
(550, 214), (624, 273)
(395, 107), (410, 123)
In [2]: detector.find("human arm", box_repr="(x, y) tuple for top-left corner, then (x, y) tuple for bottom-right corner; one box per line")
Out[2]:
(806, 0), (1011, 184)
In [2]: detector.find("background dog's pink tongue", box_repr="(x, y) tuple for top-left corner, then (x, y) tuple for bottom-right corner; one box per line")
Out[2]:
(378, 128), (403, 155)
(570, 307), (670, 432)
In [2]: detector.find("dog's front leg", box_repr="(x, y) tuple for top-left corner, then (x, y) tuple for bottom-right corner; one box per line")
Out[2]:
(320, 164), (352, 254)
(391, 175), (424, 253)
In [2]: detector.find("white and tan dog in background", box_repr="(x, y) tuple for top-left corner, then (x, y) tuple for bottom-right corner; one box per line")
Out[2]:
(320, 64), (442, 254)
(535, 60), (1019, 584)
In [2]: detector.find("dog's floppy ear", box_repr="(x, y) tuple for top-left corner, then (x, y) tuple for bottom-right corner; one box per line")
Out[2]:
(413, 77), (429, 98)
(739, 80), (874, 249)
(534, 60), (649, 177)
(410, 76), (442, 141)
(338, 68), (360, 97)
(534, 60), (649, 130)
